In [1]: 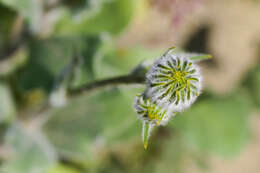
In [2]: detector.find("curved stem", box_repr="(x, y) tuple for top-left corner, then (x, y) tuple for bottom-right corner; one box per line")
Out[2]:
(68, 75), (145, 96)
(27, 74), (145, 123)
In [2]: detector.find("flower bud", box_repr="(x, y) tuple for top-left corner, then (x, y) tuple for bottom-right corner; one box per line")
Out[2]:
(134, 94), (167, 126)
(146, 52), (202, 112)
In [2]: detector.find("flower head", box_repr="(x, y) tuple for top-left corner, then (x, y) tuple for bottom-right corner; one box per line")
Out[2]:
(134, 94), (167, 126)
(134, 93), (174, 149)
(133, 47), (209, 149)
(146, 52), (202, 112)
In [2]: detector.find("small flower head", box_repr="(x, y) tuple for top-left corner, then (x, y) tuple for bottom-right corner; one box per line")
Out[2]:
(134, 94), (167, 126)
(134, 93), (174, 149)
(146, 53), (202, 112)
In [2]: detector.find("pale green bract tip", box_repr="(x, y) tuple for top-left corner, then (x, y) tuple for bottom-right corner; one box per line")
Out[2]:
(189, 53), (212, 61)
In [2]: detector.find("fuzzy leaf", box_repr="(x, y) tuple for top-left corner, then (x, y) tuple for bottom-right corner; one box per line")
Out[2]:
(44, 88), (141, 164)
(55, 0), (135, 36)
(1, 123), (57, 173)
(171, 94), (251, 157)
(0, 82), (16, 123)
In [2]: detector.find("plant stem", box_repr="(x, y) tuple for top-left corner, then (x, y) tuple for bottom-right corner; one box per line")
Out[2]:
(26, 74), (144, 124)
(68, 75), (145, 96)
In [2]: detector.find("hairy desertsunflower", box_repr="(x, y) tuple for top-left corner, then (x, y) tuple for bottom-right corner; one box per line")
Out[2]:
(133, 47), (210, 149)
(146, 52), (202, 112)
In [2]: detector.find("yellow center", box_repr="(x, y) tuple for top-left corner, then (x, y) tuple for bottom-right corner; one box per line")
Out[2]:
(147, 108), (164, 125)
(147, 109), (158, 120)
(172, 71), (186, 83)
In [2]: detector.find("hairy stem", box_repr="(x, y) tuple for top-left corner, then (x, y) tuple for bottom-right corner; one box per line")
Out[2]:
(68, 74), (145, 96)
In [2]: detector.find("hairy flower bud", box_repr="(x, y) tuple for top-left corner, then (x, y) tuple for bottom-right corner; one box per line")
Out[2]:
(146, 52), (202, 112)
(134, 94), (167, 126)
(133, 48), (209, 149)
(134, 94), (173, 149)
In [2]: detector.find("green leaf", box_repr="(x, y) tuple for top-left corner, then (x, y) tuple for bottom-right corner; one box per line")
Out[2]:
(94, 42), (163, 79)
(0, 0), (43, 32)
(153, 135), (185, 173)
(171, 94), (251, 157)
(1, 123), (57, 173)
(0, 0), (32, 17)
(48, 164), (80, 173)
(0, 45), (28, 77)
(0, 82), (16, 123)
(18, 38), (73, 92)
(69, 36), (101, 88)
(18, 36), (100, 92)
(242, 62), (260, 108)
(44, 88), (141, 165)
(0, 4), (17, 52)
(55, 0), (135, 36)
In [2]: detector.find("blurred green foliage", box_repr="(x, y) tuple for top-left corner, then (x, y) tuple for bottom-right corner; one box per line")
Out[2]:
(172, 93), (250, 156)
(55, 0), (135, 35)
(0, 82), (16, 123)
(0, 0), (259, 173)
(2, 123), (57, 173)
(243, 58), (260, 109)
(0, 4), (16, 51)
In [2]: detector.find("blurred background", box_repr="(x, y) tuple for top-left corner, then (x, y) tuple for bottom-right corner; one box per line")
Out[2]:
(0, 0), (260, 173)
